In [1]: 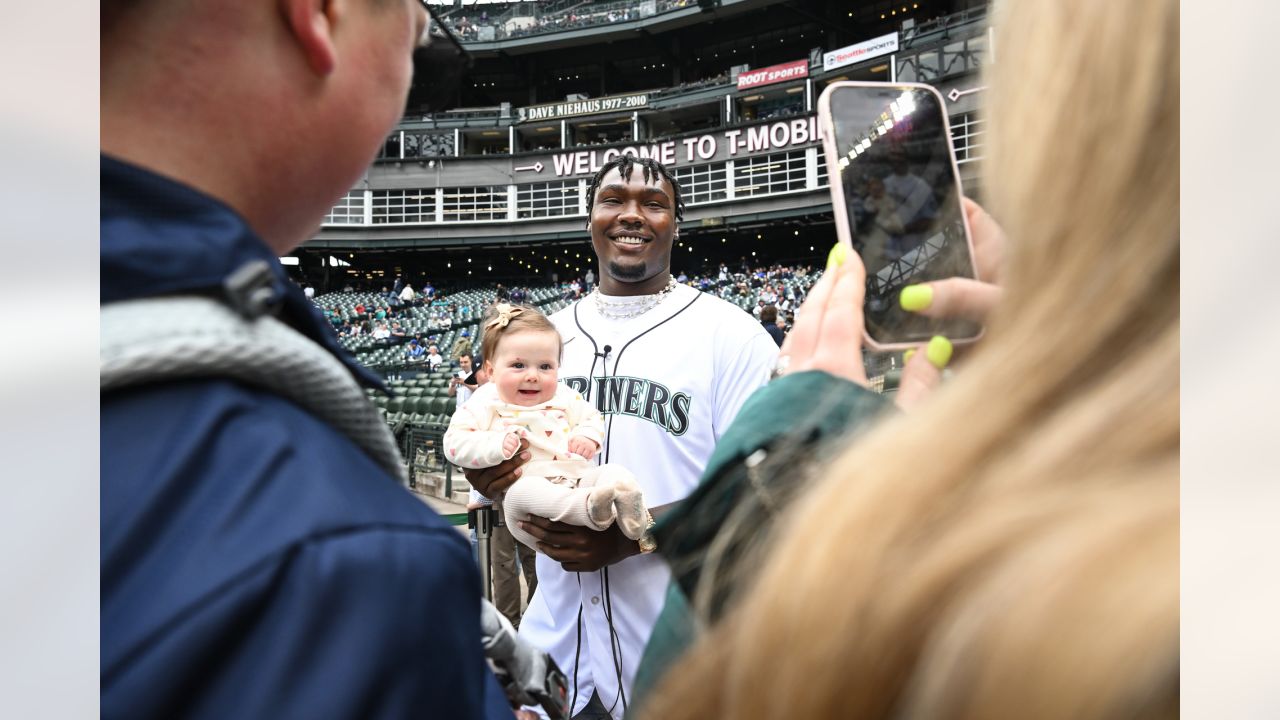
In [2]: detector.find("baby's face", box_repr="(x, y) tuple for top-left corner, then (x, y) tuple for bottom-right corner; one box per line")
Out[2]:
(487, 330), (560, 407)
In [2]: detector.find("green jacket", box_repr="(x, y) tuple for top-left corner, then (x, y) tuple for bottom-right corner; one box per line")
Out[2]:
(629, 370), (892, 713)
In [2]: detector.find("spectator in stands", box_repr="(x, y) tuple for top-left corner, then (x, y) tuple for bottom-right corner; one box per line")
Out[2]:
(372, 320), (391, 341)
(448, 353), (478, 408)
(400, 282), (417, 304)
(405, 338), (426, 363)
(451, 328), (474, 361)
(426, 344), (445, 370)
(303, 283), (315, 299)
(634, 0), (1178, 716)
(584, 268), (595, 292)
(102, 0), (511, 716)
(751, 298), (766, 319)
(390, 321), (407, 342)
(758, 305), (784, 347)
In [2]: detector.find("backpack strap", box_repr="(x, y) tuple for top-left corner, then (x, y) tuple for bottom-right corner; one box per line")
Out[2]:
(101, 296), (406, 482)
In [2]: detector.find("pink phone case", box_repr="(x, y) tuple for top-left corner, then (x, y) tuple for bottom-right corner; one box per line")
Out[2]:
(816, 80), (984, 352)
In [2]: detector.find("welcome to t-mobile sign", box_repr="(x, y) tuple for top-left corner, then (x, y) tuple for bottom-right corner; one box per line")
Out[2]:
(535, 116), (822, 178)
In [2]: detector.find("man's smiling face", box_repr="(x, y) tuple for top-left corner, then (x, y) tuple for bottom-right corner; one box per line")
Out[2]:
(588, 166), (677, 296)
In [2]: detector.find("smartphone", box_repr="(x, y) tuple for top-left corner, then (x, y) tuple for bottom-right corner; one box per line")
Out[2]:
(817, 81), (982, 350)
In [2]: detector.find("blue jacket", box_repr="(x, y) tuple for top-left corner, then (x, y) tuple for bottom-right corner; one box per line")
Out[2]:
(101, 155), (511, 719)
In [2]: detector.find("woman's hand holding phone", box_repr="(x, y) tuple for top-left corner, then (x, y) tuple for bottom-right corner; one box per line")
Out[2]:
(778, 198), (1007, 411)
(895, 198), (1006, 410)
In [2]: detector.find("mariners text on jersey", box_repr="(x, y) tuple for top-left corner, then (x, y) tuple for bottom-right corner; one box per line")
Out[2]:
(562, 375), (691, 436)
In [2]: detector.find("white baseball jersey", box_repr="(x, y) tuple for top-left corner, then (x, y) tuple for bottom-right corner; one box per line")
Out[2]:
(519, 282), (778, 719)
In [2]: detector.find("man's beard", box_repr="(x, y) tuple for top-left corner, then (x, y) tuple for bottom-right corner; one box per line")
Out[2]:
(608, 259), (647, 281)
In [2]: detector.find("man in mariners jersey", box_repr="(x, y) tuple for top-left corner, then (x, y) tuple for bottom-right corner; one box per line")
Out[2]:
(466, 155), (778, 719)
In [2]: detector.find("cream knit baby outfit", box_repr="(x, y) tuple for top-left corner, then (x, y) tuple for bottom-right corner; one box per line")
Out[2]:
(444, 382), (647, 549)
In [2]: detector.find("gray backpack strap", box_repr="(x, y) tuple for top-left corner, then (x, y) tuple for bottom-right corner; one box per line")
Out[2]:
(101, 296), (406, 482)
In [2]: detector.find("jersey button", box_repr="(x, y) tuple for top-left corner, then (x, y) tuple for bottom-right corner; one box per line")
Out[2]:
(591, 596), (600, 605)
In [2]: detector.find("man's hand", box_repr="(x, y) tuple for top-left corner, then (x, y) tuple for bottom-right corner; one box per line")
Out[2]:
(519, 516), (637, 573)
(567, 435), (599, 460)
(463, 439), (531, 501)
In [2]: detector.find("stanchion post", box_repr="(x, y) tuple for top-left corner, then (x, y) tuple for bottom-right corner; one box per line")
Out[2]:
(469, 505), (495, 600)
(444, 449), (453, 497)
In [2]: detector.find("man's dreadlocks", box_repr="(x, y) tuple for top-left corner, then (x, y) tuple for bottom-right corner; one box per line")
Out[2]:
(585, 154), (686, 222)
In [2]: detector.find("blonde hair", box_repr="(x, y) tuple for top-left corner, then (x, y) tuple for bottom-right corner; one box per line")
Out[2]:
(479, 303), (561, 364)
(641, 0), (1179, 717)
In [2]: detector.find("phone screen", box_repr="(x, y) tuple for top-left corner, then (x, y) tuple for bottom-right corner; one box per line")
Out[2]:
(827, 84), (980, 345)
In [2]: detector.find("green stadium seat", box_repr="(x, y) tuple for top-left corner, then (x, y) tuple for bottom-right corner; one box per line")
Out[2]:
(430, 396), (451, 415)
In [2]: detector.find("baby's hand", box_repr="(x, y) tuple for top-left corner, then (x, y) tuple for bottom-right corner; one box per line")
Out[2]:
(502, 432), (522, 458)
(568, 435), (599, 460)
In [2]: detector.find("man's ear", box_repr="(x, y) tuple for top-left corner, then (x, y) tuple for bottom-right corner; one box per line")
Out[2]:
(280, 0), (337, 76)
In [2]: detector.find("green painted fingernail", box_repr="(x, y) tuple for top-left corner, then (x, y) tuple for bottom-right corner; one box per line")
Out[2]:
(899, 284), (933, 312)
(903, 349), (916, 364)
(926, 336), (953, 369)
(826, 243), (848, 272)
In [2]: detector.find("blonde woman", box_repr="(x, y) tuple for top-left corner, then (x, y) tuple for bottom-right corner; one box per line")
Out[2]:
(635, 0), (1179, 717)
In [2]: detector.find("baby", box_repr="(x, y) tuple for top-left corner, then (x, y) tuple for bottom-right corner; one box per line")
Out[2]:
(444, 303), (650, 551)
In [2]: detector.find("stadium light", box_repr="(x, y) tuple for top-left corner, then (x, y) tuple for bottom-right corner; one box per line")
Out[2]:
(279, 256), (299, 266)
